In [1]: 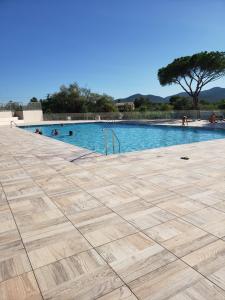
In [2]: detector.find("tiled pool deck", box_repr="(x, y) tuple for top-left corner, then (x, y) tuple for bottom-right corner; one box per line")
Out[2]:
(1, 124), (225, 299)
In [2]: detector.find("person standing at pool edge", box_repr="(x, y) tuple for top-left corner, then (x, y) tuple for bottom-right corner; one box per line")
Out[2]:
(182, 116), (188, 126)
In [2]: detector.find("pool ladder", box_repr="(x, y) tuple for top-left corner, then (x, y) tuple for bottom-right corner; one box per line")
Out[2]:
(103, 128), (121, 155)
(10, 121), (18, 128)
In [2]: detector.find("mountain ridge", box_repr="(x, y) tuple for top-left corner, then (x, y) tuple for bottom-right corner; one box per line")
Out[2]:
(116, 87), (225, 103)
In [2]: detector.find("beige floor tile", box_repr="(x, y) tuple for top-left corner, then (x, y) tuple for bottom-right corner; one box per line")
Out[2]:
(119, 178), (161, 198)
(9, 194), (58, 215)
(67, 170), (109, 189)
(34, 175), (78, 196)
(70, 207), (137, 247)
(129, 260), (208, 300)
(141, 189), (178, 205)
(0, 160), (20, 172)
(114, 200), (175, 230)
(23, 221), (91, 269)
(0, 228), (31, 282)
(0, 271), (42, 300)
(97, 286), (138, 300)
(145, 218), (217, 257)
(0, 207), (17, 233)
(97, 232), (176, 283)
(164, 278), (225, 300)
(157, 196), (206, 217)
(87, 184), (139, 208)
(2, 179), (43, 201)
(189, 189), (225, 206)
(0, 168), (30, 183)
(0, 188), (6, 204)
(0, 246), (31, 283)
(169, 185), (206, 198)
(23, 163), (58, 178)
(0, 229), (21, 250)
(213, 201), (225, 213)
(1, 124), (225, 300)
(144, 173), (186, 188)
(182, 207), (225, 238)
(9, 195), (65, 234)
(182, 240), (225, 290)
(112, 198), (153, 217)
(35, 249), (123, 300)
(52, 190), (102, 215)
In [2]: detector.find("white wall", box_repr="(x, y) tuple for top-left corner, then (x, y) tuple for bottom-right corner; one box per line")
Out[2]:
(23, 110), (43, 122)
(0, 111), (13, 118)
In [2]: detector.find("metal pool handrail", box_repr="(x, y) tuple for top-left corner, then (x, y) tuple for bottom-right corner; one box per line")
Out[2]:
(10, 121), (18, 128)
(103, 128), (121, 155)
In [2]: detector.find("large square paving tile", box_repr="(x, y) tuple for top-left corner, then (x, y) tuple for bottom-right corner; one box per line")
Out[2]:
(188, 189), (225, 206)
(1, 126), (225, 299)
(183, 240), (225, 290)
(118, 178), (161, 198)
(128, 260), (225, 300)
(0, 206), (17, 233)
(2, 179), (43, 201)
(213, 201), (225, 213)
(97, 286), (138, 300)
(52, 190), (102, 215)
(23, 163), (58, 178)
(34, 175), (78, 196)
(145, 218), (217, 257)
(0, 229), (31, 283)
(87, 184), (139, 208)
(9, 194), (58, 215)
(0, 168), (30, 183)
(0, 272), (42, 300)
(0, 187), (6, 204)
(67, 170), (109, 189)
(9, 195), (65, 234)
(157, 195), (206, 217)
(113, 200), (175, 230)
(97, 232), (176, 283)
(0, 246), (31, 283)
(69, 207), (137, 247)
(35, 249), (123, 300)
(23, 220), (91, 269)
(182, 207), (225, 238)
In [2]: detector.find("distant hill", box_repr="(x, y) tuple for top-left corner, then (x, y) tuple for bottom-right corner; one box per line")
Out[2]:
(116, 93), (165, 103)
(165, 87), (225, 103)
(116, 87), (225, 103)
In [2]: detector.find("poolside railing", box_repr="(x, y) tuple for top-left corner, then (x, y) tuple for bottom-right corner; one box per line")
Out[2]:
(43, 110), (225, 121)
(0, 102), (42, 112)
(103, 128), (121, 155)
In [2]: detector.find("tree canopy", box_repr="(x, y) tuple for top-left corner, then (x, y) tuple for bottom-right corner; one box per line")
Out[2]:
(169, 96), (193, 110)
(158, 51), (225, 110)
(40, 82), (117, 113)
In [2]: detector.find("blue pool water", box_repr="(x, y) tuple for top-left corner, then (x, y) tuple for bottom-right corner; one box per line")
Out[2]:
(21, 122), (225, 154)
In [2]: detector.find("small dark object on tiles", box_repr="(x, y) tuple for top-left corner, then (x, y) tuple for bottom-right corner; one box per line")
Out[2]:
(180, 157), (189, 160)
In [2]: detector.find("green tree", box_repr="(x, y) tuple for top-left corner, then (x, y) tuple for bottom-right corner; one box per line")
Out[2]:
(160, 103), (173, 111)
(30, 97), (38, 102)
(94, 95), (117, 112)
(158, 51), (225, 112)
(3, 101), (22, 111)
(134, 97), (152, 111)
(169, 96), (193, 110)
(41, 82), (117, 113)
(217, 99), (225, 110)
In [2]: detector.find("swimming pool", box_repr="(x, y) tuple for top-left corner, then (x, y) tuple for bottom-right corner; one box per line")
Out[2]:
(22, 122), (225, 155)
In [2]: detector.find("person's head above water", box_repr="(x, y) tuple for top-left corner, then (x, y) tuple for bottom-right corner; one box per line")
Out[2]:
(69, 130), (73, 136)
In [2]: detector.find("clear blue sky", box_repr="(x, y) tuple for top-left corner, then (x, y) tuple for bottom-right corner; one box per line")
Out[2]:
(1, 0), (225, 102)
